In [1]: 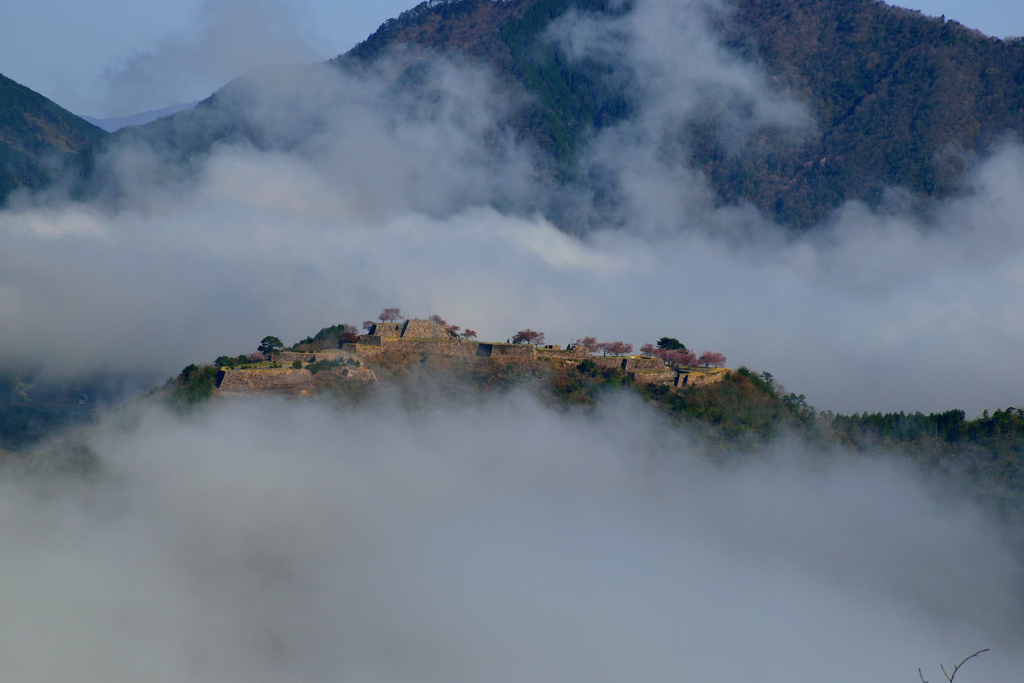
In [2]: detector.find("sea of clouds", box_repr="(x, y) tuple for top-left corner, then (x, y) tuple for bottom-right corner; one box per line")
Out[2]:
(0, 396), (1019, 682)
(0, 1), (1023, 677)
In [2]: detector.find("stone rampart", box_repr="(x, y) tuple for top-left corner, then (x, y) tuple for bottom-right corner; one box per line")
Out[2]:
(587, 355), (673, 372)
(276, 349), (347, 364)
(536, 345), (592, 360)
(591, 356), (627, 370)
(380, 338), (480, 358)
(217, 368), (315, 396)
(476, 343), (536, 359)
(676, 368), (729, 388)
(629, 370), (677, 385)
(369, 322), (403, 337)
(402, 319), (455, 340)
(358, 335), (384, 346)
(623, 357), (667, 373)
(310, 366), (377, 384)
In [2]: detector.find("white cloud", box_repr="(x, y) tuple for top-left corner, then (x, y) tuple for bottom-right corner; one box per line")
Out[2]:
(99, 0), (327, 116)
(0, 397), (1018, 681)
(3, 0), (1024, 417)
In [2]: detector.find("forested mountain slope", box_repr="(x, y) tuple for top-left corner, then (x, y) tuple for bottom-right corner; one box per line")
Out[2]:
(0, 74), (107, 204)
(719, 0), (1024, 224)
(8, 0), (1024, 228)
(339, 0), (1024, 226)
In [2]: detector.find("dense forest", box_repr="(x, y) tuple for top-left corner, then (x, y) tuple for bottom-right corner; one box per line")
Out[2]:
(341, 0), (1024, 227)
(0, 74), (106, 204)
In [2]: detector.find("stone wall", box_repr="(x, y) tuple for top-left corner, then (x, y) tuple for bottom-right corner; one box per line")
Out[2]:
(402, 319), (455, 339)
(623, 357), (666, 372)
(310, 366), (377, 384)
(369, 322), (403, 337)
(476, 342), (536, 359)
(382, 338), (480, 358)
(676, 368), (729, 388)
(629, 370), (677, 385)
(277, 352), (316, 363)
(275, 349), (348, 364)
(591, 356), (627, 370)
(217, 368), (315, 396)
(536, 345), (592, 360)
(357, 335), (384, 347)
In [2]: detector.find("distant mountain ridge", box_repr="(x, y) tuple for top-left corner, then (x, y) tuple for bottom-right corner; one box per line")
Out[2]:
(6, 0), (1024, 228)
(83, 101), (200, 133)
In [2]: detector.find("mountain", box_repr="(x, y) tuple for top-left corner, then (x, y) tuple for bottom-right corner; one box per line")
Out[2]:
(82, 101), (200, 133)
(338, 0), (1024, 227)
(9, 0), (1024, 227)
(718, 0), (1024, 225)
(0, 74), (107, 203)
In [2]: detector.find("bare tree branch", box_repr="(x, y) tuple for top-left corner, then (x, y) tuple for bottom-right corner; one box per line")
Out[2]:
(940, 649), (990, 683)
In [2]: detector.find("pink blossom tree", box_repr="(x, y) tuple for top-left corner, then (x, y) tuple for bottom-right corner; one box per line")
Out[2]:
(666, 350), (697, 366)
(513, 329), (545, 345)
(573, 337), (600, 352)
(601, 341), (633, 356)
(379, 308), (403, 323)
(697, 351), (727, 368)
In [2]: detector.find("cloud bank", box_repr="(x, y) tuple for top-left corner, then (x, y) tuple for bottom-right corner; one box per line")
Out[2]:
(98, 0), (328, 117)
(2, 2), (1023, 678)
(2, 0), (1023, 418)
(0, 397), (1019, 681)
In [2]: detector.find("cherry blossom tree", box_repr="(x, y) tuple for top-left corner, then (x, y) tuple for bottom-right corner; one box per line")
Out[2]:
(362, 320), (375, 332)
(462, 329), (478, 340)
(513, 329), (545, 345)
(379, 308), (403, 322)
(429, 314), (448, 326)
(598, 341), (633, 356)
(697, 351), (727, 368)
(573, 336), (599, 352)
(642, 342), (697, 365)
(664, 350), (697, 366)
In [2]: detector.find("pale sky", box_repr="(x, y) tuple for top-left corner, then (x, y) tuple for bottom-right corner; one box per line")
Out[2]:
(0, 0), (1021, 118)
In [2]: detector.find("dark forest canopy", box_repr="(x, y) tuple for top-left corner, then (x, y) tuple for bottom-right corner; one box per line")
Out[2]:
(0, 74), (107, 203)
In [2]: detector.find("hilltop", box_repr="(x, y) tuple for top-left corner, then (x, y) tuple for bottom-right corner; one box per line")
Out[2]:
(150, 313), (1024, 521)
(0, 311), (1020, 527)
(171, 317), (731, 406)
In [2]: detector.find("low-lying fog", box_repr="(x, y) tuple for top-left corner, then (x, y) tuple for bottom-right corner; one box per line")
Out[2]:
(0, 396), (1019, 681)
